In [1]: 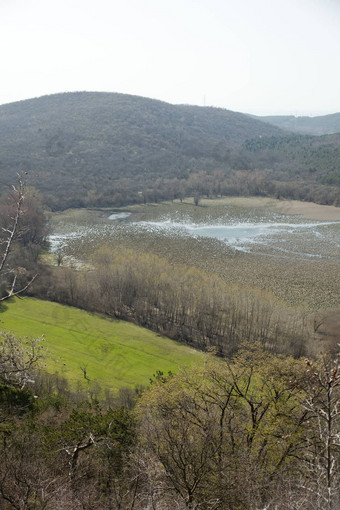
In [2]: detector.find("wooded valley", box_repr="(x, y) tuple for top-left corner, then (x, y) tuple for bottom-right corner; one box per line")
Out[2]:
(0, 92), (339, 508)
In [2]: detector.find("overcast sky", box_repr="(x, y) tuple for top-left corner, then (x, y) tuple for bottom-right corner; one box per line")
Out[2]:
(1, 0), (340, 115)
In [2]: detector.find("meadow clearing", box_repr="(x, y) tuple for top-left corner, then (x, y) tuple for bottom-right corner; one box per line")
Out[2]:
(0, 298), (203, 393)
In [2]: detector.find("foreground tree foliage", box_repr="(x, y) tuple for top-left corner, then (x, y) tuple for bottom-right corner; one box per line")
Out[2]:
(0, 331), (43, 389)
(137, 345), (308, 509)
(0, 341), (339, 509)
(0, 358), (138, 510)
(300, 353), (340, 510)
(137, 345), (340, 509)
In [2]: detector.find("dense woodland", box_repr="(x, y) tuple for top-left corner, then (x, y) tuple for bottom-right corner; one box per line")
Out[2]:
(0, 92), (340, 508)
(0, 92), (339, 209)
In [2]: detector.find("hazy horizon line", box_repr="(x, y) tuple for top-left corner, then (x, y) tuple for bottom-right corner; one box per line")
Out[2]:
(0, 90), (339, 118)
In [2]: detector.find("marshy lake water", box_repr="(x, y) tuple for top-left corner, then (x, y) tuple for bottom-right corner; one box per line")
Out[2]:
(49, 207), (340, 261)
(47, 199), (340, 308)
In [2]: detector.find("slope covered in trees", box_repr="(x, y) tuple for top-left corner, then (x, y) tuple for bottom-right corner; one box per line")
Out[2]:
(255, 112), (340, 135)
(1, 92), (339, 208)
(0, 92), (282, 204)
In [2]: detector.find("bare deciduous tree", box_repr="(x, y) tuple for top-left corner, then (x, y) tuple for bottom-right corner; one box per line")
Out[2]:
(0, 331), (44, 389)
(0, 176), (38, 302)
(300, 352), (340, 510)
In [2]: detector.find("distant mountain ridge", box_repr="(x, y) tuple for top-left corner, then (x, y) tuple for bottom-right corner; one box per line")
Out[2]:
(254, 112), (340, 135)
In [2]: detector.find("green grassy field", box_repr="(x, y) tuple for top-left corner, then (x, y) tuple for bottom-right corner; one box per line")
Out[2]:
(0, 298), (203, 392)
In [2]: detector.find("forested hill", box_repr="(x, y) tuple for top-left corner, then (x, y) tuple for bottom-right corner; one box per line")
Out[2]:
(254, 112), (340, 135)
(0, 92), (282, 199)
(0, 92), (339, 208)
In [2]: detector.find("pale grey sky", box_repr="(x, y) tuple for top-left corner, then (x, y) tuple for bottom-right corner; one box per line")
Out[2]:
(1, 0), (340, 115)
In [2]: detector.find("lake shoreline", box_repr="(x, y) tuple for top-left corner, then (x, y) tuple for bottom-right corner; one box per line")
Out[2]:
(195, 197), (340, 221)
(274, 200), (340, 221)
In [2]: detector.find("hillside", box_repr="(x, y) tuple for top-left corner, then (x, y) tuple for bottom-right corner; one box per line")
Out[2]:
(0, 92), (339, 208)
(0, 92), (282, 200)
(255, 112), (340, 135)
(244, 133), (340, 186)
(0, 297), (203, 392)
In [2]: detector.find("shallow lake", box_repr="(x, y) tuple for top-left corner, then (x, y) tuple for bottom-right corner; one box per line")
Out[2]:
(133, 218), (340, 257)
(49, 207), (340, 261)
(47, 200), (340, 308)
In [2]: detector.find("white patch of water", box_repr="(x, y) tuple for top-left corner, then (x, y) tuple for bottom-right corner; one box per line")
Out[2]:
(108, 212), (132, 220)
(133, 219), (340, 255)
(48, 232), (85, 252)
